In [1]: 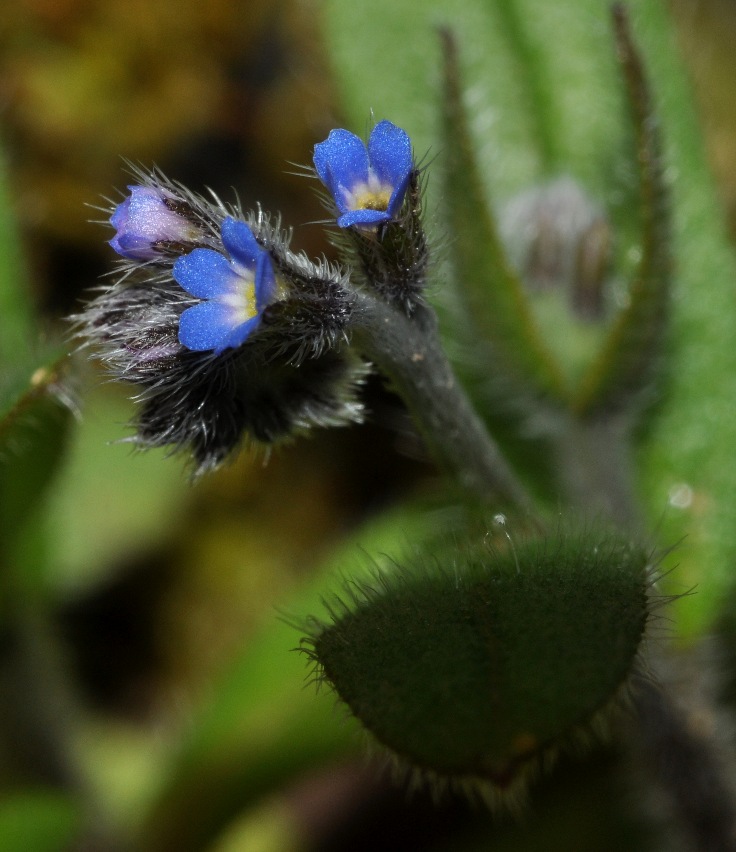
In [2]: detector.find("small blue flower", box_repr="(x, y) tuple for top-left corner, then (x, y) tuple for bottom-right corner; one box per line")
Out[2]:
(313, 120), (413, 229)
(109, 186), (202, 260)
(173, 218), (276, 354)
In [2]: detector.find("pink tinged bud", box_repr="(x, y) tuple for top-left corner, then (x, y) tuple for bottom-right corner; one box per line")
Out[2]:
(109, 186), (201, 260)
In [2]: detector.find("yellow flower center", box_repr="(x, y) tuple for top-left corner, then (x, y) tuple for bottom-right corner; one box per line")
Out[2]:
(343, 169), (393, 212)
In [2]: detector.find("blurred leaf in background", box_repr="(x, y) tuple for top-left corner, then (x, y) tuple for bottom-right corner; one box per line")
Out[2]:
(0, 790), (82, 852)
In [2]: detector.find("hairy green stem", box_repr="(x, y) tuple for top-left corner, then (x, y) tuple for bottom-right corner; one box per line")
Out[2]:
(553, 413), (642, 530)
(350, 291), (532, 511)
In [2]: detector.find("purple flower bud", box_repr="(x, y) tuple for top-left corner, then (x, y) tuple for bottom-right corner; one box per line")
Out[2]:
(109, 186), (203, 261)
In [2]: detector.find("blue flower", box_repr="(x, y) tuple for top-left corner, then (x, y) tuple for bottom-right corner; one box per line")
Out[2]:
(109, 186), (202, 260)
(173, 218), (277, 354)
(313, 120), (413, 229)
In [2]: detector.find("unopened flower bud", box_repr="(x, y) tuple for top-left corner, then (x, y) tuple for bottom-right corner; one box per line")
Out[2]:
(109, 185), (207, 261)
(500, 176), (612, 321)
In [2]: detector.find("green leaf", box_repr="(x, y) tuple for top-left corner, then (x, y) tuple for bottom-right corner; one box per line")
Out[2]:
(0, 361), (73, 595)
(0, 790), (82, 852)
(0, 140), (74, 600)
(574, 6), (672, 416)
(439, 29), (567, 403)
(0, 151), (41, 421)
(0, 154), (35, 361)
(623, 6), (736, 635)
(308, 522), (648, 793)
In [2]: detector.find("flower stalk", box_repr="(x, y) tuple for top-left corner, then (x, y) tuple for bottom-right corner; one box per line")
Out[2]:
(350, 290), (533, 510)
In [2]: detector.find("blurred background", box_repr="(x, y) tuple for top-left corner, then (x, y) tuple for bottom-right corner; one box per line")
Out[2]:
(1, 0), (736, 850)
(2, 0), (427, 736)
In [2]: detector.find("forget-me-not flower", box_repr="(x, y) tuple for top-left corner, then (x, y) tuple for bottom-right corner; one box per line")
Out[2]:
(82, 167), (365, 471)
(109, 186), (203, 260)
(313, 120), (413, 229)
(174, 218), (277, 354)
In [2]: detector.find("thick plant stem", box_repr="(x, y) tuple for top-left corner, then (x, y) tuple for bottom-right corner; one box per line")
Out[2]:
(631, 672), (736, 852)
(351, 291), (532, 511)
(553, 412), (642, 531)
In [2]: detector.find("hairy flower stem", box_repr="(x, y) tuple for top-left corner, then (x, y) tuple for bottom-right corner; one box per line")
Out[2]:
(351, 291), (533, 510)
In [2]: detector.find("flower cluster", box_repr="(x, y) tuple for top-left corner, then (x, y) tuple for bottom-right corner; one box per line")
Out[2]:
(76, 166), (367, 471)
(76, 119), (427, 469)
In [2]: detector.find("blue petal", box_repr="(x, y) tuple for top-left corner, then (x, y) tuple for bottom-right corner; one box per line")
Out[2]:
(116, 187), (170, 237)
(367, 120), (412, 189)
(221, 218), (262, 268)
(178, 300), (239, 351)
(386, 169), (413, 218)
(337, 208), (392, 228)
(109, 233), (148, 256)
(220, 314), (261, 352)
(254, 251), (276, 309)
(173, 249), (238, 299)
(125, 185), (161, 217)
(313, 129), (369, 210)
(109, 195), (132, 230)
